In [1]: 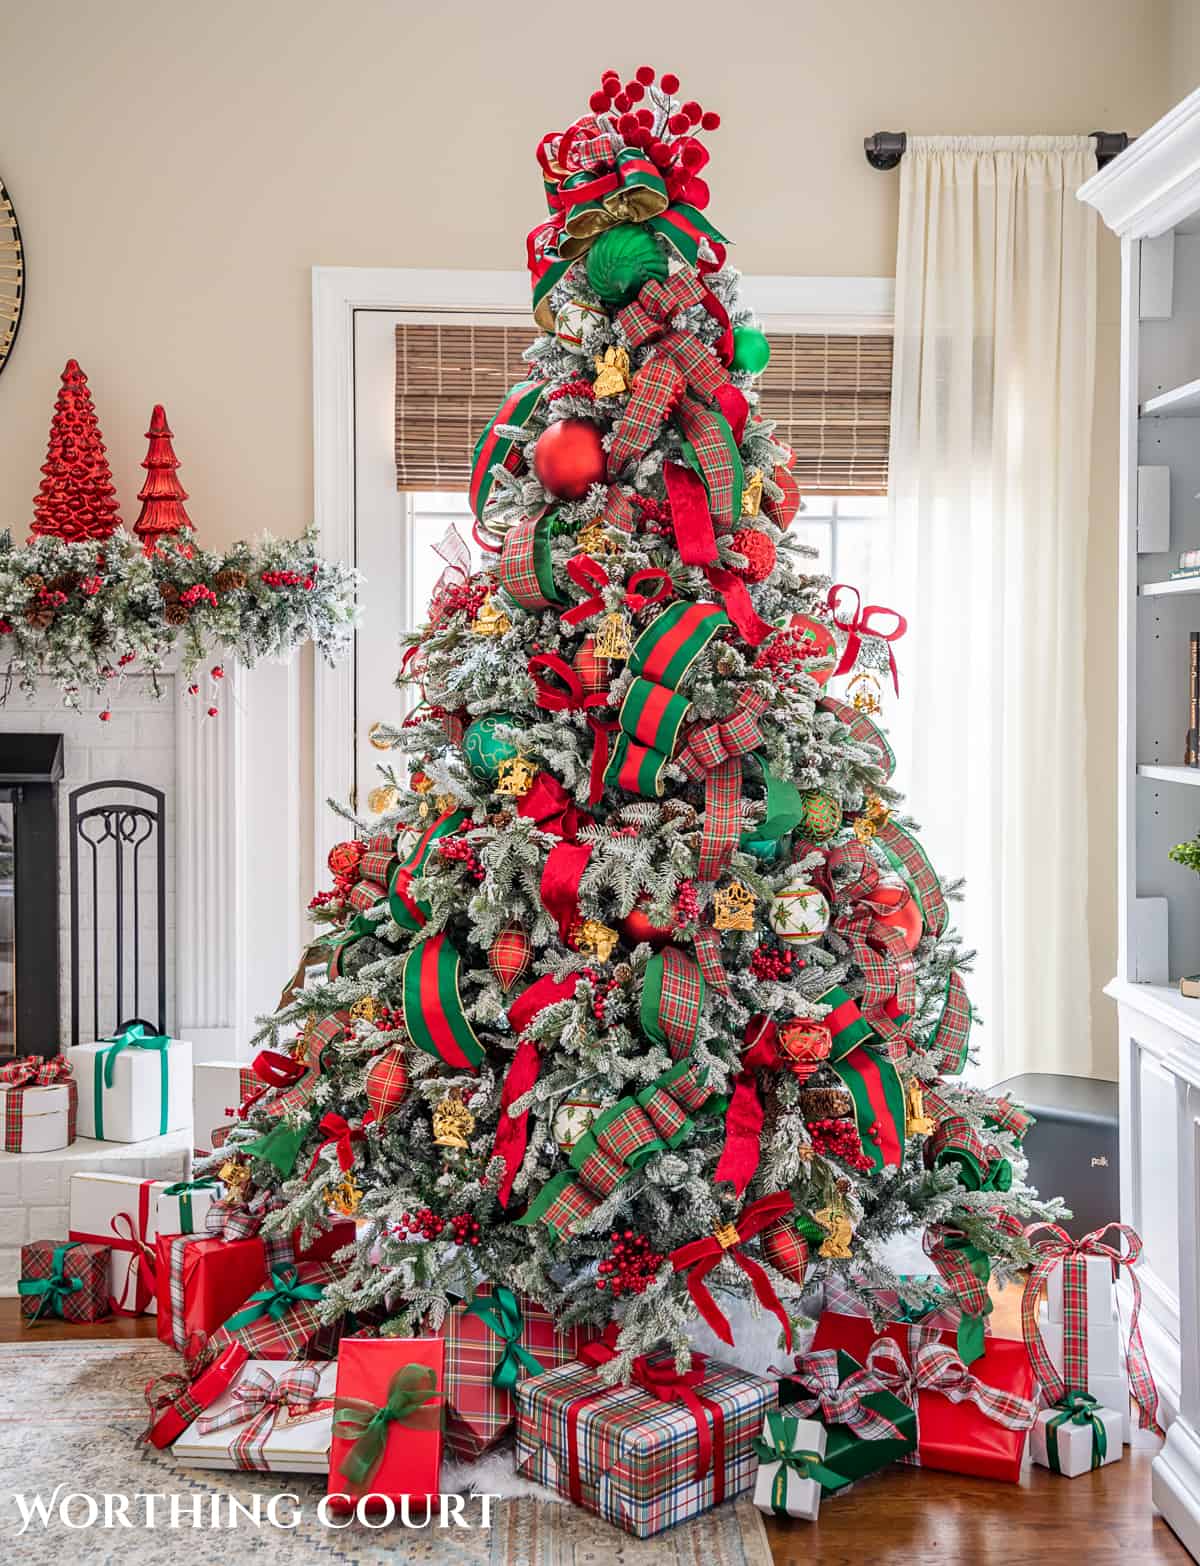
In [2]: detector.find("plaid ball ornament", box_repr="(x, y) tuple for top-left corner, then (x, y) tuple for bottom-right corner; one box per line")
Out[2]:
(572, 636), (610, 699)
(365, 1048), (408, 1123)
(489, 924), (532, 994)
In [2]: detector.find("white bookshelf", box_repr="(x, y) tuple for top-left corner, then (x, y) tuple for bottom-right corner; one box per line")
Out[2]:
(1081, 90), (1200, 1558)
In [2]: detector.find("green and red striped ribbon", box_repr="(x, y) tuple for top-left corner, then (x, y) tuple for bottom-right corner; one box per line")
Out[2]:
(388, 809), (467, 932)
(817, 987), (904, 1171)
(645, 203), (728, 273)
(399, 933), (484, 1072)
(469, 379), (545, 521)
(819, 986), (877, 1060)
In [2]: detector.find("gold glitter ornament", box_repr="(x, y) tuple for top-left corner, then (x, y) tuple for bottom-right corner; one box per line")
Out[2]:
(329, 1172), (363, 1216)
(472, 592), (512, 637)
(496, 754), (538, 798)
(348, 995), (377, 1023)
(848, 671), (883, 715)
(367, 784), (398, 814)
(594, 611), (633, 661)
(432, 1090), (475, 1150)
(592, 345), (631, 398)
(219, 1160), (252, 1198)
(741, 469), (764, 517)
(576, 522), (621, 557)
(576, 918), (619, 962)
(814, 1204), (855, 1259)
(713, 881), (756, 931)
(853, 793), (891, 844)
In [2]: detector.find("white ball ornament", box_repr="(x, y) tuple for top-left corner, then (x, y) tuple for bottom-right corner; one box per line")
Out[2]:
(554, 299), (607, 353)
(768, 875), (831, 945)
(552, 1095), (603, 1153)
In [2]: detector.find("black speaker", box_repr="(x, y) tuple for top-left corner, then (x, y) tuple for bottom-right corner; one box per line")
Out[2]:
(989, 1073), (1119, 1238)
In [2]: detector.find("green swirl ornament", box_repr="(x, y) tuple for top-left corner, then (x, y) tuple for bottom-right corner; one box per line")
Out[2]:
(586, 224), (668, 306)
(462, 713), (522, 784)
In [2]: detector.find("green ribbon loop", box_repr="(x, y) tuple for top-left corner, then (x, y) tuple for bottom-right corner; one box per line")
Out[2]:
(223, 1267), (325, 1331)
(18, 1242), (83, 1322)
(94, 1024), (170, 1140)
(333, 1364), (441, 1487)
(243, 1115), (314, 1177)
(753, 1411), (843, 1513)
(1046, 1389), (1108, 1473)
(464, 1286), (547, 1392)
(162, 1177), (220, 1234)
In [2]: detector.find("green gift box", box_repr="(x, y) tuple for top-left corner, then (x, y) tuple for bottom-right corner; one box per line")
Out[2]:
(779, 1348), (916, 1489)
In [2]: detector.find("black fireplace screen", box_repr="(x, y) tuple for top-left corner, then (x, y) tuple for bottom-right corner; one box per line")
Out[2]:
(69, 780), (167, 1047)
(0, 733), (64, 1060)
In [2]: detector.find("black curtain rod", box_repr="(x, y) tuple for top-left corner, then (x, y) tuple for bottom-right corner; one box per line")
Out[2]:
(864, 130), (1131, 170)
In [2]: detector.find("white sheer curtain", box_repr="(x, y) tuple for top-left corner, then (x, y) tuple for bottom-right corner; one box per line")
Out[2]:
(886, 136), (1098, 1083)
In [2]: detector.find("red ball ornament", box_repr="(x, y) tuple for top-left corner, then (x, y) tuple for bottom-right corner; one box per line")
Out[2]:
(730, 527), (776, 583)
(760, 1217), (809, 1285)
(620, 897), (675, 949)
(873, 881), (923, 952)
(777, 1019), (833, 1084)
(328, 839), (365, 879)
(533, 420), (607, 500)
(489, 923), (532, 994)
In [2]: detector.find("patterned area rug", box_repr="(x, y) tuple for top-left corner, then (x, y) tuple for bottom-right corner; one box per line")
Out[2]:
(0, 1340), (773, 1565)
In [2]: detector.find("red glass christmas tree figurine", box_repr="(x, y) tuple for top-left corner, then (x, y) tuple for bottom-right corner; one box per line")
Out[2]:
(30, 359), (123, 543)
(132, 404), (194, 555)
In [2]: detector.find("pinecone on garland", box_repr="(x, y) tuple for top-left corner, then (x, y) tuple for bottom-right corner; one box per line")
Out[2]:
(163, 603), (189, 627)
(158, 581), (181, 602)
(24, 605), (55, 629)
(22, 574), (45, 593)
(215, 567), (247, 592)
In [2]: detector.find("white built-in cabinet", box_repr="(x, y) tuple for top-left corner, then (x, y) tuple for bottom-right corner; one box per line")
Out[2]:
(1081, 90), (1200, 1558)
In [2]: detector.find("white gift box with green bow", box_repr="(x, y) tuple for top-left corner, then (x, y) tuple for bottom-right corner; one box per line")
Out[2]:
(67, 1027), (191, 1142)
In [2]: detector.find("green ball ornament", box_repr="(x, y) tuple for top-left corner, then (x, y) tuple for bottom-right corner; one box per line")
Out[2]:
(586, 224), (668, 306)
(731, 325), (772, 374)
(798, 790), (842, 842)
(462, 713), (522, 784)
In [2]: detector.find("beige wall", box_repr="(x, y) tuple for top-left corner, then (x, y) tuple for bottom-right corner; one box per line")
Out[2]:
(0, 0), (1181, 1073)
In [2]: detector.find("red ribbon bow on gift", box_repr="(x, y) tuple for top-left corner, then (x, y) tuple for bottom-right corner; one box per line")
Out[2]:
(1021, 1221), (1163, 1436)
(862, 1333), (1037, 1437)
(0, 1053), (73, 1087)
(306, 1112), (365, 1178)
(677, 689), (770, 881)
(669, 1191), (796, 1351)
(528, 650), (619, 807)
(827, 584), (907, 696)
(559, 555), (673, 629)
(777, 1348), (911, 1441)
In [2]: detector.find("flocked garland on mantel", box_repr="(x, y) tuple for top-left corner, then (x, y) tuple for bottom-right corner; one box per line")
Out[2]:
(6, 359), (357, 713)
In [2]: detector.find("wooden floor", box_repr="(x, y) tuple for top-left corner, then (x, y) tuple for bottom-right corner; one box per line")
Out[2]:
(0, 1296), (1188, 1564)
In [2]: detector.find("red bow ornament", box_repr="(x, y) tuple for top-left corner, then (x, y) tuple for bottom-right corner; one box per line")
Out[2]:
(827, 583), (907, 697)
(677, 689), (770, 880)
(528, 650), (617, 806)
(669, 1191), (797, 1351)
(559, 554), (674, 630)
(306, 1112), (366, 1178)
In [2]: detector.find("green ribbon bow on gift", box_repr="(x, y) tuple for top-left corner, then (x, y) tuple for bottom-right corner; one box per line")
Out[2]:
(223, 1267), (325, 1331)
(753, 1411), (844, 1514)
(162, 1178), (220, 1234)
(464, 1286), (547, 1392)
(95, 1024), (171, 1140)
(1045, 1389), (1108, 1474)
(17, 1242), (83, 1323)
(332, 1364), (442, 1488)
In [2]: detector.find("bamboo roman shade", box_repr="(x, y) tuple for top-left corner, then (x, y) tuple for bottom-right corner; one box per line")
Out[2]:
(394, 323), (892, 496)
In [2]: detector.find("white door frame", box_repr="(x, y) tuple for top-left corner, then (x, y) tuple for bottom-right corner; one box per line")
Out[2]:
(310, 265), (895, 869)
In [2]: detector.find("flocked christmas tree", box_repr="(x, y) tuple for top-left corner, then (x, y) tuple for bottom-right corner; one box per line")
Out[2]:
(30, 358), (122, 542)
(132, 404), (194, 555)
(218, 66), (1055, 1369)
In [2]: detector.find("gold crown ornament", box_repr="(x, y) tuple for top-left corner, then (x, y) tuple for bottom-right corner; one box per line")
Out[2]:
(576, 522), (621, 558)
(594, 611), (633, 661)
(741, 469), (764, 517)
(432, 1090), (475, 1150)
(576, 918), (619, 963)
(593, 345), (631, 399)
(713, 880), (756, 931)
(328, 1171), (363, 1217)
(496, 753), (539, 798)
(472, 592), (512, 637)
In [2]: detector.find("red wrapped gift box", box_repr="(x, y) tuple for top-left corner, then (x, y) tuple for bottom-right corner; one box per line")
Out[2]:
(436, 1284), (597, 1459)
(142, 1342), (250, 1448)
(19, 1239), (110, 1325)
(295, 1220), (356, 1266)
(203, 1260), (343, 1362)
(156, 1233), (269, 1355)
(327, 1336), (443, 1511)
(811, 1312), (1036, 1482)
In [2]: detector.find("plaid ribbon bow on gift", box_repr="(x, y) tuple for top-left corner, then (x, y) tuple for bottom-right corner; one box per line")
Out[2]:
(0, 1054), (76, 1150)
(861, 1332), (1037, 1460)
(778, 1348), (912, 1441)
(205, 1189), (294, 1271)
(196, 1364), (330, 1471)
(1021, 1220), (1163, 1436)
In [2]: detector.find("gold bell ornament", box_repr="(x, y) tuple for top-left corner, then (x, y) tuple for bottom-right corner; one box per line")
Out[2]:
(713, 881), (756, 932)
(594, 611), (633, 661)
(472, 592), (512, 637)
(496, 753), (539, 798)
(432, 1090), (475, 1151)
(741, 469), (764, 518)
(592, 346), (632, 399)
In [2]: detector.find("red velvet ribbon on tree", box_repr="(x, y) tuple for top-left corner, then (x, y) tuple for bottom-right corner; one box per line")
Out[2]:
(558, 555), (674, 630)
(669, 1191), (797, 1351)
(827, 583), (907, 696)
(677, 689), (770, 880)
(528, 650), (618, 805)
(540, 841), (593, 946)
(517, 770), (588, 842)
(662, 462), (773, 646)
(305, 1112), (365, 1178)
(1020, 1221), (1163, 1435)
(714, 1018), (784, 1196)
(491, 974), (581, 1207)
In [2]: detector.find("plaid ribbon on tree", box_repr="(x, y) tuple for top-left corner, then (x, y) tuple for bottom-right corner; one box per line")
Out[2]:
(205, 1261), (343, 1362)
(861, 1334), (1037, 1460)
(498, 515), (563, 609)
(195, 1363), (330, 1471)
(928, 971), (972, 1075)
(692, 927), (731, 995)
(346, 829), (396, 916)
(639, 947), (706, 1059)
(520, 1057), (718, 1239)
(826, 839), (917, 1029)
(1021, 1221), (1163, 1435)
(607, 357), (686, 478)
(677, 688), (770, 880)
(0, 1054), (77, 1150)
(615, 273), (746, 436)
(778, 1348), (912, 1441)
(817, 695), (896, 780)
(986, 1095), (1033, 1141)
(874, 819), (947, 938)
(921, 1210), (1024, 1362)
(677, 397), (744, 526)
(924, 1112), (1012, 1192)
(205, 1191), (294, 1271)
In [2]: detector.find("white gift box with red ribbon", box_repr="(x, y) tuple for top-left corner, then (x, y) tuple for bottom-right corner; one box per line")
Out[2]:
(68, 1171), (170, 1315)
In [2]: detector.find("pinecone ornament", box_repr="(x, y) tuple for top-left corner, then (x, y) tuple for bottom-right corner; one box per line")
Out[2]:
(163, 603), (189, 626)
(215, 568), (248, 592)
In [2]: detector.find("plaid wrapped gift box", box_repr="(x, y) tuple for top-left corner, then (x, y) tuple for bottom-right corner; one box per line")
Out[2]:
(203, 1260), (344, 1362)
(515, 1353), (775, 1538)
(19, 1239), (111, 1325)
(0, 1056), (77, 1152)
(436, 1284), (597, 1459)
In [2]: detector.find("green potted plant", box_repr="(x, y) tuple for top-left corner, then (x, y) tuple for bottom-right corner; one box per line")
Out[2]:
(1170, 833), (1200, 996)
